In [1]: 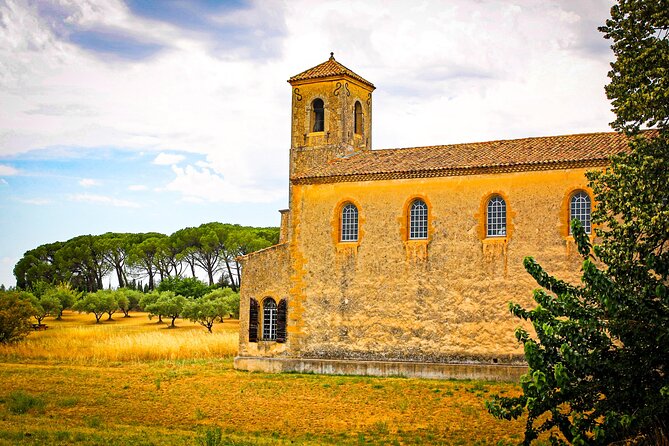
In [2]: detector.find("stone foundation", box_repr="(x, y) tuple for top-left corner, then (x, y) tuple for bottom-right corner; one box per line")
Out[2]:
(234, 356), (527, 382)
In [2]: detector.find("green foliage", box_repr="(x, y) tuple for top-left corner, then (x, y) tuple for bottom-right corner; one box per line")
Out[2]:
(116, 288), (143, 317)
(13, 224), (278, 296)
(600, 0), (669, 134)
(0, 290), (34, 344)
(144, 292), (187, 327)
(204, 288), (240, 319)
(158, 276), (210, 299)
(489, 3), (669, 443)
(7, 390), (46, 414)
(73, 291), (118, 323)
(183, 294), (231, 333)
(28, 293), (62, 326)
(45, 284), (77, 319)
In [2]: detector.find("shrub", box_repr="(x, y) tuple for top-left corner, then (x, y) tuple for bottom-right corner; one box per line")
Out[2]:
(0, 291), (34, 344)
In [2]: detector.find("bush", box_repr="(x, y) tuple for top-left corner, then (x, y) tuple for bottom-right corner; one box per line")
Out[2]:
(157, 277), (210, 299)
(0, 291), (34, 344)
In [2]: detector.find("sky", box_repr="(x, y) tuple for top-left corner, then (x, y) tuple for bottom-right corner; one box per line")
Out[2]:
(0, 0), (616, 287)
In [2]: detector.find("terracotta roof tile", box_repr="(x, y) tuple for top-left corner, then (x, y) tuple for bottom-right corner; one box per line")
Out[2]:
(288, 53), (375, 88)
(292, 131), (631, 183)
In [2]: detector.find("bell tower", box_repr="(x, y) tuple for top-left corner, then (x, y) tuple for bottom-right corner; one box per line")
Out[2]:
(287, 53), (375, 177)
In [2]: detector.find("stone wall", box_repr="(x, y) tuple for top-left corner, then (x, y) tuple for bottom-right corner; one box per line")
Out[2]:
(280, 167), (594, 364)
(238, 243), (292, 358)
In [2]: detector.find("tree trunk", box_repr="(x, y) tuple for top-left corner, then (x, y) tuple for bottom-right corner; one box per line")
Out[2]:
(116, 266), (125, 288)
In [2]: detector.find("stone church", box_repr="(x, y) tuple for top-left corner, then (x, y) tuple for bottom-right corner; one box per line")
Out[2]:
(233, 54), (628, 380)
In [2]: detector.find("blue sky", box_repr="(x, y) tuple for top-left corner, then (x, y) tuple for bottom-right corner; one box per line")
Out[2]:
(0, 0), (615, 287)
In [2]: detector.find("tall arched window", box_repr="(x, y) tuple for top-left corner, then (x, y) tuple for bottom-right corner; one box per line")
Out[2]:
(409, 199), (428, 239)
(263, 298), (277, 340)
(570, 191), (591, 234)
(486, 196), (507, 237)
(312, 98), (324, 132)
(341, 203), (359, 242)
(354, 101), (363, 135)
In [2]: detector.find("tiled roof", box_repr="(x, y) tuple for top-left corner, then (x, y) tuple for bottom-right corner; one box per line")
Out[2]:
(292, 131), (631, 184)
(288, 53), (375, 88)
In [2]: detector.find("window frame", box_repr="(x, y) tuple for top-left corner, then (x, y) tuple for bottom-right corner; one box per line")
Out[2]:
(409, 199), (428, 240)
(311, 98), (325, 133)
(354, 101), (363, 135)
(486, 195), (507, 238)
(340, 203), (359, 242)
(262, 297), (278, 341)
(569, 190), (592, 235)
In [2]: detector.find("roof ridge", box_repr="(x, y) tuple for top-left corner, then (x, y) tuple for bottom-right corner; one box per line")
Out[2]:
(288, 53), (375, 88)
(369, 131), (621, 153)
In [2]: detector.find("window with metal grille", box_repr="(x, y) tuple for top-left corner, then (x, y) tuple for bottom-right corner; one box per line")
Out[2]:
(354, 101), (363, 135)
(409, 199), (428, 239)
(486, 196), (507, 237)
(570, 191), (591, 234)
(312, 98), (324, 132)
(263, 298), (277, 341)
(341, 203), (358, 242)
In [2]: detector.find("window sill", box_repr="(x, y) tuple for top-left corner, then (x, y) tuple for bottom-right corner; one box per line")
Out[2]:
(482, 237), (508, 244)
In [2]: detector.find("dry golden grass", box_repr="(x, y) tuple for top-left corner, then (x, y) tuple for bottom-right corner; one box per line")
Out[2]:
(0, 311), (238, 363)
(0, 310), (533, 445)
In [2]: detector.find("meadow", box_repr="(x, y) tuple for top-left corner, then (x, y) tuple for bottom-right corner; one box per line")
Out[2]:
(0, 311), (529, 445)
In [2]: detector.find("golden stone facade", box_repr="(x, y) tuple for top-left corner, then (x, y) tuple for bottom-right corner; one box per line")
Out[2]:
(234, 55), (628, 380)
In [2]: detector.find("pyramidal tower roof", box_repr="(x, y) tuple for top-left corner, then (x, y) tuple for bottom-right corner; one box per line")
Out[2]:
(288, 53), (375, 89)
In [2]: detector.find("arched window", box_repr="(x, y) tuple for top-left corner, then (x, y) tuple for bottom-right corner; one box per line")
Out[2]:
(341, 203), (359, 242)
(486, 196), (507, 237)
(312, 98), (324, 132)
(409, 199), (428, 239)
(354, 101), (363, 135)
(263, 298), (277, 341)
(570, 191), (591, 234)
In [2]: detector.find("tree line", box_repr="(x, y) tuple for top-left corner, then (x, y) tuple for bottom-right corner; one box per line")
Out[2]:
(13, 222), (279, 293)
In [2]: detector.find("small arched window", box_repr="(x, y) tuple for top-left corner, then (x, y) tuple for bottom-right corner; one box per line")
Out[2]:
(354, 101), (363, 135)
(409, 199), (428, 239)
(570, 191), (591, 234)
(312, 98), (324, 132)
(341, 203), (359, 242)
(263, 298), (277, 341)
(486, 196), (507, 237)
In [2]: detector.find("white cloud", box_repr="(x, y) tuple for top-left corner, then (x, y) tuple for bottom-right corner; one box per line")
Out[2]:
(0, 164), (19, 176)
(0, 0), (614, 203)
(128, 184), (147, 191)
(164, 164), (284, 203)
(0, 179), (7, 186)
(69, 193), (141, 208)
(79, 178), (100, 187)
(153, 153), (186, 166)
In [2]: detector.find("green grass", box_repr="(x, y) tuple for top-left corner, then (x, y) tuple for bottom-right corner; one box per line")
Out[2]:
(5, 391), (46, 415)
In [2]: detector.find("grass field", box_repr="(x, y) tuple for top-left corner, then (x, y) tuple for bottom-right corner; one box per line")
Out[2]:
(0, 311), (530, 445)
